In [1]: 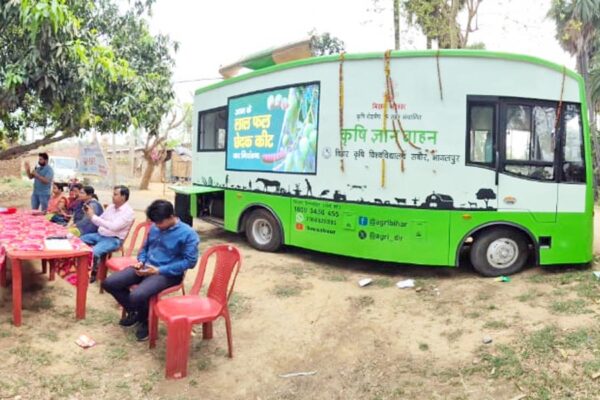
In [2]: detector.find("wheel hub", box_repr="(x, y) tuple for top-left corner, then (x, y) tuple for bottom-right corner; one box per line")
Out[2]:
(486, 238), (519, 269)
(252, 218), (273, 245)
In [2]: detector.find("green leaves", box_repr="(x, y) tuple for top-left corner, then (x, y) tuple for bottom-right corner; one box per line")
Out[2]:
(0, 0), (175, 159)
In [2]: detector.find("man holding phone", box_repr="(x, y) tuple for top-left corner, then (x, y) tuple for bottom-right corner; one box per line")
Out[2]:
(101, 199), (199, 341)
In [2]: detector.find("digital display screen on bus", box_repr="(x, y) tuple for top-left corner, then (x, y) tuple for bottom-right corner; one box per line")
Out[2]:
(226, 82), (320, 174)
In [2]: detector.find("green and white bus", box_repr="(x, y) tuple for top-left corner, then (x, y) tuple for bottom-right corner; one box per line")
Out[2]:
(173, 49), (593, 276)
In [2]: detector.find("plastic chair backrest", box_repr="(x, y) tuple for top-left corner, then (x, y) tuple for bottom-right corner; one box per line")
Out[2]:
(124, 220), (151, 257)
(190, 244), (241, 305)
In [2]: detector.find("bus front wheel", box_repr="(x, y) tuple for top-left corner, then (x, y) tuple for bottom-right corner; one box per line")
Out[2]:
(245, 209), (282, 252)
(470, 228), (529, 277)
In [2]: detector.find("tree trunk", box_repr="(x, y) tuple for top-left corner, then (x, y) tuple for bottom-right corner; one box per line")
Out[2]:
(139, 156), (155, 190)
(393, 0), (400, 50)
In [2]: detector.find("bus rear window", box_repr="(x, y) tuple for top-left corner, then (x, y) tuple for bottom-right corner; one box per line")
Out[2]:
(562, 104), (585, 183)
(198, 107), (227, 151)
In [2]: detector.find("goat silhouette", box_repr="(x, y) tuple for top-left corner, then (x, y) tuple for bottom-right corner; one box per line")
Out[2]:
(256, 178), (281, 192)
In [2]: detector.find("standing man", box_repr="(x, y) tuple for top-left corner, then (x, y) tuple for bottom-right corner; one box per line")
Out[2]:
(81, 185), (135, 283)
(102, 199), (199, 341)
(24, 153), (54, 212)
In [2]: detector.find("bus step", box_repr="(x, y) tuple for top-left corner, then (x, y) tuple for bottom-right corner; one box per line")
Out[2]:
(200, 216), (224, 227)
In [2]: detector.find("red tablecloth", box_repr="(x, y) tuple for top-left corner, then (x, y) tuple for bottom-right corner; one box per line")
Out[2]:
(0, 210), (92, 326)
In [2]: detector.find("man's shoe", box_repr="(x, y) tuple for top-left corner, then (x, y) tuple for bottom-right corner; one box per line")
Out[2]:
(119, 311), (139, 327)
(136, 322), (149, 342)
(89, 272), (97, 284)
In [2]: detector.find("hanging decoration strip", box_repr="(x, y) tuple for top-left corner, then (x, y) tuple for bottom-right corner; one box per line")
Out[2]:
(436, 49), (444, 101)
(338, 52), (346, 173)
(553, 66), (566, 136)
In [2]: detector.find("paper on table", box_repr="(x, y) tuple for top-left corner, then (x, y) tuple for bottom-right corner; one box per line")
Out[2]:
(44, 238), (73, 251)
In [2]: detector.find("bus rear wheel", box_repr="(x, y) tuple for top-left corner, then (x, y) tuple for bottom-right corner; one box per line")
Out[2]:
(245, 209), (282, 252)
(470, 228), (529, 277)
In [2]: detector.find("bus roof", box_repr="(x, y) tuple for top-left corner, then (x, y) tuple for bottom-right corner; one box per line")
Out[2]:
(195, 49), (581, 96)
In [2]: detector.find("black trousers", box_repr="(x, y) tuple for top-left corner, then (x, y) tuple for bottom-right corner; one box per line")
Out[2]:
(101, 267), (183, 323)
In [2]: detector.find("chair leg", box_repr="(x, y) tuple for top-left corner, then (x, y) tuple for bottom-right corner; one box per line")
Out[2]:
(148, 296), (159, 349)
(97, 256), (107, 294)
(42, 259), (47, 274)
(224, 311), (233, 358)
(48, 260), (56, 281)
(202, 322), (213, 340)
(165, 317), (192, 379)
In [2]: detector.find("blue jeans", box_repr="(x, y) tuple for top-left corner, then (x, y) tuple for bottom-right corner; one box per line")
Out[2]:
(102, 267), (183, 322)
(31, 193), (51, 212)
(80, 232), (123, 272)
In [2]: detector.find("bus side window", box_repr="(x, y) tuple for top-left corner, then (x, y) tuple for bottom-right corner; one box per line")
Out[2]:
(504, 104), (555, 181)
(468, 104), (494, 165)
(561, 104), (585, 183)
(198, 107), (227, 151)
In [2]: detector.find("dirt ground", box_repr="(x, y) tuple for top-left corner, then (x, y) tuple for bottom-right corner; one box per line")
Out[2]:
(0, 180), (599, 399)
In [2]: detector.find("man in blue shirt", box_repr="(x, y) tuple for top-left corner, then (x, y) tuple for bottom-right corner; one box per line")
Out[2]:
(24, 153), (54, 212)
(102, 199), (200, 341)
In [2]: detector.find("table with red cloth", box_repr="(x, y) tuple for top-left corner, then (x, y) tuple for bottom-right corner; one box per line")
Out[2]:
(0, 211), (92, 326)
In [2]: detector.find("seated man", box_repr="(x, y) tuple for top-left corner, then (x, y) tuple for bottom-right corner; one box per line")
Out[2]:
(101, 199), (200, 341)
(81, 185), (135, 283)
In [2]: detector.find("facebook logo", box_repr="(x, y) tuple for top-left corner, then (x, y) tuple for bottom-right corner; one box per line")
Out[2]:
(358, 216), (368, 226)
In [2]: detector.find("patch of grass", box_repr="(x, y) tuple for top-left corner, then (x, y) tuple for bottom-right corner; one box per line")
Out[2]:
(371, 277), (394, 288)
(41, 330), (59, 342)
(483, 320), (509, 330)
(479, 344), (523, 378)
(465, 311), (481, 319)
(9, 346), (52, 366)
(40, 375), (99, 397)
(516, 289), (543, 302)
(524, 326), (558, 358)
(476, 290), (492, 301)
(271, 282), (304, 298)
(442, 329), (464, 343)
(320, 272), (346, 282)
(486, 304), (497, 311)
(0, 328), (11, 338)
(28, 295), (54, 311)
(229, 292), (251, 317)
(196, 357), (212, 371)
(107, 346), (129, 361)
(347, 295), (375, 309)
(549, 299), (591, 315)
(83, 307), (118, 326)
(418, 342), (429, 351)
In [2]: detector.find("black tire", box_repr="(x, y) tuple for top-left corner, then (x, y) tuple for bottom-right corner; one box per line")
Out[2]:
(245, 209), (282, 252)
(469, 228), (529, 277)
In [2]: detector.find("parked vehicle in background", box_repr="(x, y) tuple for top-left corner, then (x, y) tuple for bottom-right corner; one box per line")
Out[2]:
(173, 48), (593, 277)
(49, 156), (79, 183)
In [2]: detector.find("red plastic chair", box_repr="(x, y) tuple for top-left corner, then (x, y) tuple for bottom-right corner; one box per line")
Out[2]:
(97, 220), (149, 293)
(149, 244), (242, 379)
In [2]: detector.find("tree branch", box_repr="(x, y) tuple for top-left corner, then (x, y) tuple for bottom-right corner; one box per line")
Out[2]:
(0, 132), (75, 160)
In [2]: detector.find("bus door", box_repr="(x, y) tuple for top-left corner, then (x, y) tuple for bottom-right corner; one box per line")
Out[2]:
(497, 99), (559, 222)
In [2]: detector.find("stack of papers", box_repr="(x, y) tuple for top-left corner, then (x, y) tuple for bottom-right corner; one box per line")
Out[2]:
(44, 239), (73, 251)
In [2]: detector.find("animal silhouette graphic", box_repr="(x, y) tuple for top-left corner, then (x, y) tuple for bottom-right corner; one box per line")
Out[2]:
(333, 190), (346, 201)
(468, 201), (478, 208)
(320, 190), (330, 197)
(374, 198), (383, 204)
(256, 178), (281, 192)
(394, 197), (406, 204)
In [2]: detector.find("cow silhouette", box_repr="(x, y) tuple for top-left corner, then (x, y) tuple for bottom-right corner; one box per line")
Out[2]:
(468, 201), (478, 208)
(256, 178), (281, 192)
